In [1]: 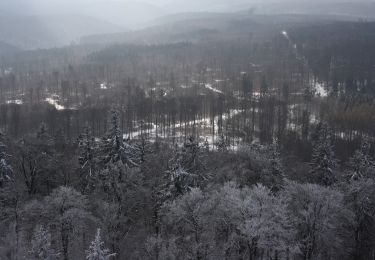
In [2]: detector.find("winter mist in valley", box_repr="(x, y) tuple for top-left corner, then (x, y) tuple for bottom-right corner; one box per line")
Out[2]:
(1, 0), (375, 259)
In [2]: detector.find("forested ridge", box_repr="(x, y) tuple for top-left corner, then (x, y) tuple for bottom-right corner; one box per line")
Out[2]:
(0, 17), (375, 260)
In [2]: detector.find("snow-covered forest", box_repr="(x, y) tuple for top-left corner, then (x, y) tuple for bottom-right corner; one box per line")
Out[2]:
(1, 110), (375, 259)
(1, 4), (375, 260)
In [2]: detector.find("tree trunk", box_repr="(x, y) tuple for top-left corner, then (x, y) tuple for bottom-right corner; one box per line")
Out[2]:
(61, 224), (69, 260)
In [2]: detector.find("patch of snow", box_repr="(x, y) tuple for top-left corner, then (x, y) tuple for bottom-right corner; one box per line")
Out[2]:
(125, 109), (244, 151)
(314, 81), (328, 97)
(204, 83), (223, 94)
(281, 30), (290, 41)
(45, 98), (65, 110)
(100, 83), (108, 90)
(4, 68), (13, 75)
(250, 63), (261, 68)
(310, 114), (319, 124)
(6, 99), (23, 105)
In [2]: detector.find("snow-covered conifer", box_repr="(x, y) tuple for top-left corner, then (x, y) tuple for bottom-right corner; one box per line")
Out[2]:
(86, 229), (115, 260)
(78, 126), (96, 175)
(0, 133), (12, 187)
(348, 138), (374, 181)
(101, 109), (138, 168)
(134, 136), (152, 163)
(310, 123), (338, 186)
(215, 134), (229, 152)
(29, 225), (57, 260)
(265, 143), (285, 192)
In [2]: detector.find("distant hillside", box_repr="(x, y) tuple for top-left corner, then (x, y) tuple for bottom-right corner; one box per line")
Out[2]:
(0, 0), (168, 29)
(80, 1), (168, 29)
(80, 13), (340, 46)
(80, 12), (246, 45)
(254, 1), (375, 19)
(0, 14), (125, 49)
(0, 41), (20, 55)
(161, 0), (375, 18)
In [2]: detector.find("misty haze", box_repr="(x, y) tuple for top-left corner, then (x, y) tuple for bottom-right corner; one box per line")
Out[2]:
(0, 1), (375, 260)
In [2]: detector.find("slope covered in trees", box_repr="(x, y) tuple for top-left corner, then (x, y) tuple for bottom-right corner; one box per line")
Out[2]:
(1, 13), (375, 260)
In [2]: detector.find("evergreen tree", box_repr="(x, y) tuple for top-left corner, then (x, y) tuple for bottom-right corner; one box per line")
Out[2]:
(134, 136), (152, 164)
(182, 136), (201, 171)
(97, 109), (141, 188)
(264, 143), (285, 192)
(0, 133), (12, 188)
(101, 109), (138, 168)
(310, 123), (338, 186)
(78, 126), (96, 176)
(170, 136), (205, 174)
(86, 229), (115, 260)
(162, 138), (203, 199)
(170, 167), (197, 197)
(29, 225), (57, 260)
(215, 134), (229, 152)
(348, 138), (374, 181)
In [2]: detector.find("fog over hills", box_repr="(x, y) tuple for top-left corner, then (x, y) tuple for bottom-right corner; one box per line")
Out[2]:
(0, 0), (374, 49)
(0, 41), (20, 55)
(2, 1), (375, 260)
(0, 15), (125, 49)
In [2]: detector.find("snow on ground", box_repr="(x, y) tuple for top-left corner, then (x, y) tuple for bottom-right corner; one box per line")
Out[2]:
(100, 83), (108, 90)
(45, 97), (65, 110)
(6, 99), (23, 105)
(281, 30), (291, 42)
(204, 83), (223, 94)
(310, 114), (319, 124)
(4, 68), (13, 75)
(314, 81), (328, 97)
(124, 109), (244, 150)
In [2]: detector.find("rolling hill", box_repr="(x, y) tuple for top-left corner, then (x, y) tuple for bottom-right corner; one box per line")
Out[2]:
(0, 41), (20, 55)
(0, 14), (125, 49)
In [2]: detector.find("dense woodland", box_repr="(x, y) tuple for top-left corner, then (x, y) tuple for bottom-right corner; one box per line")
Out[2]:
(1, 16), (375, 260)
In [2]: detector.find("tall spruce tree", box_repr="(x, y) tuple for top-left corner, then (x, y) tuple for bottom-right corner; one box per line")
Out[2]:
(78, 126), (96, 176)
(101, 109), (138, 168)
(0, 133), (12, 188)
(215, 134), (229, 152)
(310, 123), (338, 186)
(348, 138), (374, 181)
(266, 143), (285, 192)
(29, 225), (57, 260)
(86, 229), (115, 260)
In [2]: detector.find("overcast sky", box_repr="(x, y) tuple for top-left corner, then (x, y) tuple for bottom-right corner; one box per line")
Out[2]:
(0, 0), (374, 28)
